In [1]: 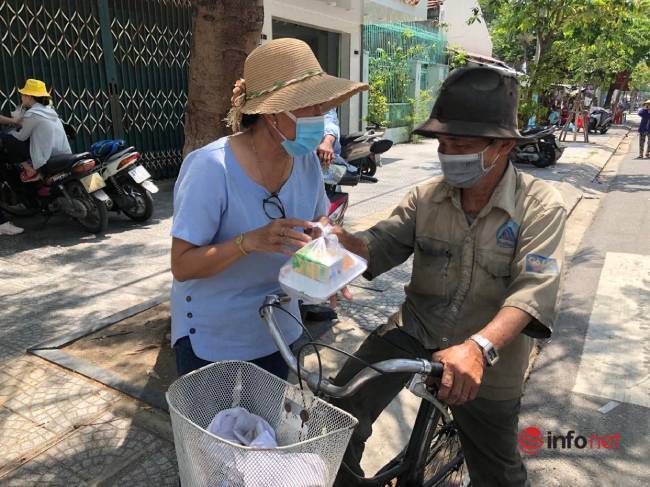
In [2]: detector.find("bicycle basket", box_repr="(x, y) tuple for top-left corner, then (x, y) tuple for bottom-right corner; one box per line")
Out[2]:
(166, 361), (358, 487)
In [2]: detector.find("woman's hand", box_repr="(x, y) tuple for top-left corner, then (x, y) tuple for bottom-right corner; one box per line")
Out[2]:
(243, 218), (313, 256)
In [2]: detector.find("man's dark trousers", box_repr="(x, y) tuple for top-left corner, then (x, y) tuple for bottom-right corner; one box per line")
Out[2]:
(331, 321), (530, 487)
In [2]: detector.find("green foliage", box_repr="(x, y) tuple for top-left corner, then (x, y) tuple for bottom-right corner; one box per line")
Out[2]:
(630, 61), (650, 91)
(448, 47), (469, 69)
(366, 77), (389, 128)
(366, 29), (438, 128)
(406, 88), (436, 142)
(477, 0), (650, 113)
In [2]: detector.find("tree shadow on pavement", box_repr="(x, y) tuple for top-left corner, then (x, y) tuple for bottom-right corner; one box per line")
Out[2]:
(0, 181), (174, 257)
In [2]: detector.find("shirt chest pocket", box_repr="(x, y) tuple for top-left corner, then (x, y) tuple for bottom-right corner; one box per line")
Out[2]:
(475, 249), (513, 301)
(412, 237), (457, 300)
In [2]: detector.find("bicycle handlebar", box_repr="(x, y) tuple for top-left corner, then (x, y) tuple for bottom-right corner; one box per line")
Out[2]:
(260, 295), (443, 398)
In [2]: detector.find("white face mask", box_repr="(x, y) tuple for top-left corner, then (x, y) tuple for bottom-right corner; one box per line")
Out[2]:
(438, 143), (500, 188)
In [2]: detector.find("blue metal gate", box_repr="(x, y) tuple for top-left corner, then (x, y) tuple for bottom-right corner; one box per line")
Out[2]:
(0, 0), (192, 178)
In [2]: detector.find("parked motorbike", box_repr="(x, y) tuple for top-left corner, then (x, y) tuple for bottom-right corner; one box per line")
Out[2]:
(325, 162), (378, 226)
(340, 127), (393, 177)
(588, 106), (613, 134)
(325, 132), (392, 225)
(0, 149), (112, 234)
(90, 140), (158, 222)
(509, 126), (565, 168)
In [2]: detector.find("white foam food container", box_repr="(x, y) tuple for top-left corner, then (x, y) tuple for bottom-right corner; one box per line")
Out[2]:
(279, 249), (368, 304)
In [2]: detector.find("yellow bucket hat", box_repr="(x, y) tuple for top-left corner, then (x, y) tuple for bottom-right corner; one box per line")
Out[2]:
(18, 79), (50, 98)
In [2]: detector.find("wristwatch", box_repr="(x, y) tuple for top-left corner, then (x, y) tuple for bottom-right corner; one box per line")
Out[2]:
(469, 334), (499, 366)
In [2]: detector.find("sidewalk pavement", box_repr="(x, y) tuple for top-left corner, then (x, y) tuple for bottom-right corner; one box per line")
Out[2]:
(520, 130), (649, 486)
(0, 127), (631, 484)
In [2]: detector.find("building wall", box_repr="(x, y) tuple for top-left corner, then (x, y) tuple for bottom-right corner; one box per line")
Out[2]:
(363, 0), (428, 23)
(440, 0), (492, 57)
(262, 0), (364, 131)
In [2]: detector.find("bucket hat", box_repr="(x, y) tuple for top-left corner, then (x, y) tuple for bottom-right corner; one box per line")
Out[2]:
(18, 79), (50, 98)
(414, 66), (527, 140)
(227, 38), (367, 130)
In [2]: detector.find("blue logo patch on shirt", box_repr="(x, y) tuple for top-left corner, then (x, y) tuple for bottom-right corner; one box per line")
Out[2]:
(525, 254), (559, 275)
(496, 220), (519, 248)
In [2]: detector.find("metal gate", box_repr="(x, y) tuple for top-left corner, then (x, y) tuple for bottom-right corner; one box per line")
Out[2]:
(0, 0), (192, 179)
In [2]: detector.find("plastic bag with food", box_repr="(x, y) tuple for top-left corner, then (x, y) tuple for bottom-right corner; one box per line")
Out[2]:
(279, 224), (367, 303)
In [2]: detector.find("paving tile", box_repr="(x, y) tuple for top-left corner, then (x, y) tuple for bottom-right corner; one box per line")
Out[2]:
(0, 355), (52, 387)
(0, 406), (56, 468)
(0, 345), (23, 365)
(0, 457), (88, 486)
(339, 258), (412, 331)
(113, 442), (178, 486)
(0, 372), (22, 407)
(30, 411), (167, 482)
(4, 370), (120, 434)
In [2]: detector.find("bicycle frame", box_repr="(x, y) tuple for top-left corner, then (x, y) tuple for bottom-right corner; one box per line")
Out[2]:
(260, 294), (463, 486)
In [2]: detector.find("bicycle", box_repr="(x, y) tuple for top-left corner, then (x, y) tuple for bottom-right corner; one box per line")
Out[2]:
(260, 294), (470, 487)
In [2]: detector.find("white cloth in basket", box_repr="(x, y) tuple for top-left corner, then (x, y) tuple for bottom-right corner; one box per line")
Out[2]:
(208, 407), (277, 448)
(242, 451), (328, 486)
(202, 407), (329, 486)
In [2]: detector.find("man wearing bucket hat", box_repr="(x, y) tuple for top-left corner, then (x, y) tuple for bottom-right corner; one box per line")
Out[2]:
(329, 66), (566, 486)
(637, 99), (650, 159)
(0, 79), (71, 182)
(170, 39), (366, 378)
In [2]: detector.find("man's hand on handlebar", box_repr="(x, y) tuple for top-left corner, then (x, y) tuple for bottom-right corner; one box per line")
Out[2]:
(431, 341), (485, 405)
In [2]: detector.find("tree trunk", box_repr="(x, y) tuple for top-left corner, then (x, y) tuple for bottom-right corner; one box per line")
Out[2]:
(183, 0), (264, 156)
(604, 83), (615, 108)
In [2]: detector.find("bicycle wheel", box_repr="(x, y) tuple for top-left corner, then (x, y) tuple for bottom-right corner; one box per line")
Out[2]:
(420, 409), (468, 487)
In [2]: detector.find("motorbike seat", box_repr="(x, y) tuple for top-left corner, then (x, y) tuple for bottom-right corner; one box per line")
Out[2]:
(340, 132), (365, 146)
(520, 126), (548, 136)
(41, 152), (93, 175)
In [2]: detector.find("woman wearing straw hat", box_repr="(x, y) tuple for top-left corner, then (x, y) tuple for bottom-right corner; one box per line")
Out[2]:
(0, 79), (71, 182)
(170, 38), (367, 378)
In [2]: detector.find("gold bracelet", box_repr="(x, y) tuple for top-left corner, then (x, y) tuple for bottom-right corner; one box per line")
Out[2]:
(235, 234), (249, 256)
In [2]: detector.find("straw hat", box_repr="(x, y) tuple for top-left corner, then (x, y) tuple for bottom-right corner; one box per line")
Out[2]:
(644, 99), (650, 106)
(227, 38), (367, 130)
(18, 79), (50, 98)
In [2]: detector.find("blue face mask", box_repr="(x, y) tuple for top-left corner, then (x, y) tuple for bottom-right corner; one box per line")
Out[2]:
(275, 113), (325, 157)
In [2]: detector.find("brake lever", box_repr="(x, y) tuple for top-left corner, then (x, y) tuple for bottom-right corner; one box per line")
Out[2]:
(407, 373), (452, 423)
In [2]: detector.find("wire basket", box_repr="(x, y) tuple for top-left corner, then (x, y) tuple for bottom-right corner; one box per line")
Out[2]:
(166, 361), (358, 487)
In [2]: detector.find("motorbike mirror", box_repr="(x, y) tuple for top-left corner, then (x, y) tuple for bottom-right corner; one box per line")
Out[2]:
(370, 139), (393, 155)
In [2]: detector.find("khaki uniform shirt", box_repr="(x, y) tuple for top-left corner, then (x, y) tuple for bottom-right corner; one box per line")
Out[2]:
(359, 163), (567, 400)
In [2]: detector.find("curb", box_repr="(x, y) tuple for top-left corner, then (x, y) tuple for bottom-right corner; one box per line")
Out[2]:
(29, 293), (169, 411)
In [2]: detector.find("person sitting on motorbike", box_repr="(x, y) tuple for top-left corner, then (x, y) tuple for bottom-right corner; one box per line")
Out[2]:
(169, 38), (366, 379)
(0, 210), (23, 236)
(0, 79), (71, 182)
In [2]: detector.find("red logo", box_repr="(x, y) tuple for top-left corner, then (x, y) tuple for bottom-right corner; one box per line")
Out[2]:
(518, 426), (544, 455)
(518, 426), (622, 455)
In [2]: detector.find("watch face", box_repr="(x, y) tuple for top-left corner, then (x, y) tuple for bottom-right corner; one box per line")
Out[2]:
(486, 348), (499, 365)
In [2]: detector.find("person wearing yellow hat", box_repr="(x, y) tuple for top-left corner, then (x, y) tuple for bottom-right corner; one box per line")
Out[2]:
(169, 38), (367, 378)
(0, 79), (71, 182)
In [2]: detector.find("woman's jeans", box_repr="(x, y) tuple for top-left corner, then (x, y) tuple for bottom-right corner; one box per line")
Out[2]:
(173, 336), (290, 380)
(0, 133), (30, 164)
